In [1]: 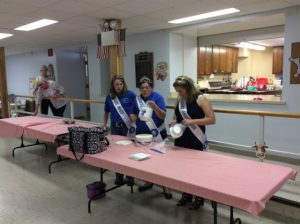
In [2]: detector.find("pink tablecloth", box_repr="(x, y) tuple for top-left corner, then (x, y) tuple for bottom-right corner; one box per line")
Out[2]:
(57, 135), (297, 216)
(24, 120), (98, 142)
(0, 116), (61, 138)
(0, 116), (99, 142)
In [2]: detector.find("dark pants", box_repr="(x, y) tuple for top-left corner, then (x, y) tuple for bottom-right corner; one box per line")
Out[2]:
(110, 122), (128, 136)
(41, 99), (66, 117)
(110, 122), (129, 183)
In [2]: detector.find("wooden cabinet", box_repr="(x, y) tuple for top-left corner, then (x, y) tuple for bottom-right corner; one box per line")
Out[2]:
(205, 46), (212, 75)
(231, 47), (238, 73)
(219, 46), (227, 73)
(197, 45), (238, 76)
(197, 46), (212, 76)
(272, 46), (283, 75)
(198, 46), (206, 76)
(212, 46), (220, 73)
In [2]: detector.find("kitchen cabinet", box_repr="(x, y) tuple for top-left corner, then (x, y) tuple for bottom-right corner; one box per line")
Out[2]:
(197, 46), (206, 77)
(231, 47), (238, 73)
(197, 46), (212, 76)
(219, 46), (227, 73)
(198, 45), (238, 76)
(212, 46), (220, 73)
(272, 46), (283, 75)
(205, 46), (212, 74)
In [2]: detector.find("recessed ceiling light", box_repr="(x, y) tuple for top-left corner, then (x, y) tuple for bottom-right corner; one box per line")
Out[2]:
(15, 19), (58, 31)
(235, 42), (266, 51)
(168, 8), (240, 24)
(0, 33), (13, 40)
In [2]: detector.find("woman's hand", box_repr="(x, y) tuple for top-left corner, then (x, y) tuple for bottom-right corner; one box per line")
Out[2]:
(181, 119), (193, 126)
(147, 101), (157, 109)
(168, 120), (177, 127)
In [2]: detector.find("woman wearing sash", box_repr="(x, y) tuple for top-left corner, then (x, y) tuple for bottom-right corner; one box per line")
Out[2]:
(171, 75), (215, 210)
(104, 75), (136, 186)
(130, 77), (168, 192)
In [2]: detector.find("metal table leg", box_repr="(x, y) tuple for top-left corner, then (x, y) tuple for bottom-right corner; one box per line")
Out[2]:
(48, 155), (69, 174)
(12, 135), (47, 157)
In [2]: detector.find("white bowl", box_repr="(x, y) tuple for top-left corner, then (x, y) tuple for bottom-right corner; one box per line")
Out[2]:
(170, 124), (186, 139)
(135, 134), (153, 146)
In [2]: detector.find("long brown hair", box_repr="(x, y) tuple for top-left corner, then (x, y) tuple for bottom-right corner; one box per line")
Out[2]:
(173, 75), (201, 104)
(110, 74), (128, 98)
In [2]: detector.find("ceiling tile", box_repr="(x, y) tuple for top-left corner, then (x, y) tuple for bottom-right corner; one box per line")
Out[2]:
(0, 1), (39, 15)
(113, 0), (170, 15)
(88, 7), (138, 20)
(47, 0), (101, 14)
(2, 0), (61, 7)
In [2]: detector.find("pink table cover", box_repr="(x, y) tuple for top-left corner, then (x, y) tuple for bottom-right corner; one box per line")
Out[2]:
(0, 116), (61, 138)
(24, 120), (98, 142)
(57, 135), (297, 216)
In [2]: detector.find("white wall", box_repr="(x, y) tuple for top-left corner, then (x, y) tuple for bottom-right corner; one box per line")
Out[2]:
(169, 33), (197, 93)
(6, 50), (56, 96)
(124, 30), (170, 98)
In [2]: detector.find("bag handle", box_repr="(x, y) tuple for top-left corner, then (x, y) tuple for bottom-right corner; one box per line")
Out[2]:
(70, 148), (85, 161)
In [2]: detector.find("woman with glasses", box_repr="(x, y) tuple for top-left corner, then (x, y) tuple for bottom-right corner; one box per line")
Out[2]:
(104, 75), (136, 186)
(130, 76), (168, 193)
(171, 75), (215, 210)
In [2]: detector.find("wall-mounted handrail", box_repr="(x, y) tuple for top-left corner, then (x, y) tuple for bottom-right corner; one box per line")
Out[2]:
(13, 95), (300, 119)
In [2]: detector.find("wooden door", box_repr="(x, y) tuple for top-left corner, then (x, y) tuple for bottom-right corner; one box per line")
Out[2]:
(226, 47), (233, 73)
(212, 45), (220, 73)
(205, 46), (212, 74)
(272, 46), (283, 75)
(232, 47), (238, 73)
(197, 46), (206, 76)
(219, 46), (227, 73)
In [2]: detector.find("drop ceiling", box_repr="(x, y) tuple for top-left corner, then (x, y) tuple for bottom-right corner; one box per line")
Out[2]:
(0, 0), (299, 55)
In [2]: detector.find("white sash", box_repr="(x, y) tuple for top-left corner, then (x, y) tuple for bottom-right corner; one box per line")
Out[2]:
(136, 96), (164, 142)
(178, 99), (208, 150)
(111, 95), (136, 138)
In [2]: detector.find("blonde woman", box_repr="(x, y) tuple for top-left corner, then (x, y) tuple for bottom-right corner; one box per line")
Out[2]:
(171, 75), (215, 210)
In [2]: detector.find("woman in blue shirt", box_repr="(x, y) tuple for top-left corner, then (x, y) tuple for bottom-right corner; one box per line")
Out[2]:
(130, 76), (167, 192)
(104, 75), (136, 185)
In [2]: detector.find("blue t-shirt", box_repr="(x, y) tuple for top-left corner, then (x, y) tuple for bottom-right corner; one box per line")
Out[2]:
(104, 90), (136, 124)
(131, 91), (166, 134)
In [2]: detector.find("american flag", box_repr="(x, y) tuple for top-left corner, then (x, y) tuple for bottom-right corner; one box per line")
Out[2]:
(97, 33), (109, 59)
(117, 29), (126, 57)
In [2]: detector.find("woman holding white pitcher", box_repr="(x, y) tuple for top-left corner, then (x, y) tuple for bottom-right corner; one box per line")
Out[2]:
(170, 75), (215, 210)
(130, 76), (167, 192)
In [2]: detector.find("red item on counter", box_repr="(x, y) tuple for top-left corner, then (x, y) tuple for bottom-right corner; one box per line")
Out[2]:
(257, 78), (268, 85)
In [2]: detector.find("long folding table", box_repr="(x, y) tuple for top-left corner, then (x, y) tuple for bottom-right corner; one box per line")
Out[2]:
(0, 116), (98, 157)
(54, 135), (297, 224)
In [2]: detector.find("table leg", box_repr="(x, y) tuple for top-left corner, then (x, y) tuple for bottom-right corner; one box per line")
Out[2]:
(12, 135), (47, 157)
(211, 201), (218, 224)
(230, 206), (242, 224)
(48, 155), (70, 174)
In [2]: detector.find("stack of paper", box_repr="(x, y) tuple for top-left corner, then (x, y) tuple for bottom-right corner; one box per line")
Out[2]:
(129, 153), (151, 161)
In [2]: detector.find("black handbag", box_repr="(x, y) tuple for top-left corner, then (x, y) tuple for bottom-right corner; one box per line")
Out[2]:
(68, 126), (109, 161)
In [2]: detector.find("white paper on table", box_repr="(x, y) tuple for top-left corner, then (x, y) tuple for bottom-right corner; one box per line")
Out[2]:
(116, 140), (133, 145)
(129, 153), (151, 161)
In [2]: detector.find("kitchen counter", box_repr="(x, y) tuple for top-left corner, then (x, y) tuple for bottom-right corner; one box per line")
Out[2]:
(203, 89), (282, 95)
(169, 93), (285, 105)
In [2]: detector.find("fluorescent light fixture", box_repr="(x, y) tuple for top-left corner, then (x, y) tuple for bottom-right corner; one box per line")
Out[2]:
(0, 33), (13, 40)
(15, 19), (58, 31)
(168, 8), (240, 24)
(235, 42), (266, 51)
